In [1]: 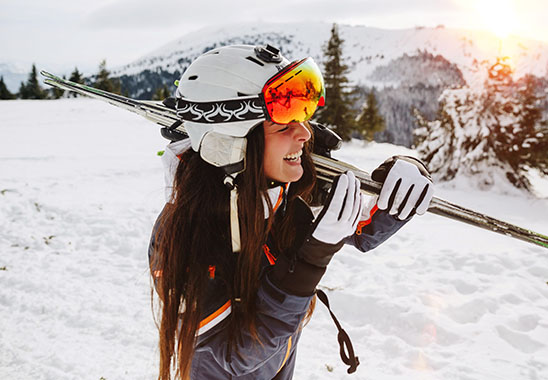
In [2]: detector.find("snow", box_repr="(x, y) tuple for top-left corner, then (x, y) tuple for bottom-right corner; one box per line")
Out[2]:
(1, 99), (548, 380)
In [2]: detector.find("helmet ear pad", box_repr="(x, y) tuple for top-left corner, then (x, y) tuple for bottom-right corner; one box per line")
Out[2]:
(185, 119), (263, 152)
(199, 132), (247, 177)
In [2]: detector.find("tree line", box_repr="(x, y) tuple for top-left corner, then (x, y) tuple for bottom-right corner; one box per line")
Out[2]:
(4, 26), (545, 192)
(1, 26), (385, 141)
(0, 59), (125, 100)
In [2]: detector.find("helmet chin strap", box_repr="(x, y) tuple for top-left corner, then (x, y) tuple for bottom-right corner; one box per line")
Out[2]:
(223, 174), (241, 253)
(230, 186), (241, 253)
(199, 131), (249, 253)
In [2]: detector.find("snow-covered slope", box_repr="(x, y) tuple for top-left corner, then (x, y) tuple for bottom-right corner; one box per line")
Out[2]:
(1, 99), (548, 380)
(114, 22), (548, 88)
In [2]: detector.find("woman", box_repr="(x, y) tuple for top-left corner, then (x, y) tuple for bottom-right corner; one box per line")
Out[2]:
(149, 44), (434, 380)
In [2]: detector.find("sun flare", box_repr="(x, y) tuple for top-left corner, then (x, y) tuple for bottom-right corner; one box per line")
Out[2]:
(475, 0), (517, 39)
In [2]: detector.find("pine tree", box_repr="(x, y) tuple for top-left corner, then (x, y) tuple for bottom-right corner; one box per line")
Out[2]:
(19, 64), (48, 99)
(50, 75), (65, 99)
(0, 76), (15, 100)
(67, 67), (84, 98)
(503, 74), (548, 180)
(18, 81), (26, 99)
(414, 57), (548, 191)
(69, 67), (84, 84)
(152, 84), (172, 100)
(355, 90), (385, 141)
(94, 60), (122, 94)
(414, 96), (460, 181)
(316, 23), (355, 141)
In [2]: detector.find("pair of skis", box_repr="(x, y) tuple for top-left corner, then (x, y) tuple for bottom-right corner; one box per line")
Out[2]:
(41, 70), (548, 250)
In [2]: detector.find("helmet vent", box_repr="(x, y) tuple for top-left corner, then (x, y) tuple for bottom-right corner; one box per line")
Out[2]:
(245, 56), (265, 67)
(188, 75), (198, 80)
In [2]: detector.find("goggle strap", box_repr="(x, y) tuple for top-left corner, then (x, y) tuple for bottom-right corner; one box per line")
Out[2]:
(176, 96), (265, 124)
(257, 92), (271, 122)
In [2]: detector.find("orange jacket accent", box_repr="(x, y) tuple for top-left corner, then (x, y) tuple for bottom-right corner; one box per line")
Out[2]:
(356, 205), (379, 235)
(198, 300), (232, 330)
(263, 244), (277, 265)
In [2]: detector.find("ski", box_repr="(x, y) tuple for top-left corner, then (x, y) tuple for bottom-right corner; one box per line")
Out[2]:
(41, 70), (182, 130)
(41, 71), (548, 250)
(313, 155), (548, 249)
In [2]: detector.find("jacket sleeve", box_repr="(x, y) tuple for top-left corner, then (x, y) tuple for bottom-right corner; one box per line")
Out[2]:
(344, 206), (410, 253)
(194, 269), (313, 378)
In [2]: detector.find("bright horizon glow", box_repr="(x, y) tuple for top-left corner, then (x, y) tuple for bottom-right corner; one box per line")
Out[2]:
(1, 0), (547, 77)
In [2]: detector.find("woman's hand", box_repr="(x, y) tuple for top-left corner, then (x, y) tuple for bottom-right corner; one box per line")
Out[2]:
(311, 171), (364, 245)
(297, 171), (364, 268)
(372, 156), (434, 220)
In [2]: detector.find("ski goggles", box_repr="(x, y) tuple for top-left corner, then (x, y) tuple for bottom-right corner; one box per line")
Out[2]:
(175, 57), (325, 126)
(261, 57), (325, 124)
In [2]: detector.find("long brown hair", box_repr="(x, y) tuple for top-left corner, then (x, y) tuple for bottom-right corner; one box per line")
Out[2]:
(153, 123), (316, 380)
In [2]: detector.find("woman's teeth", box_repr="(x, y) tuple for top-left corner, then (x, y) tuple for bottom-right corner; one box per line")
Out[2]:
(283, 150), (302, 161)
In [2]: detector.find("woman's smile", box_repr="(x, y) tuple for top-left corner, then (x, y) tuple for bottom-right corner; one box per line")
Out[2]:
(283, 149), (303, 163)
(263, 122), (311, 183)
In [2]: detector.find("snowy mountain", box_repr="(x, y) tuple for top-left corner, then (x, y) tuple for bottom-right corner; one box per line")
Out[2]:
(109, 22), (548, 147)
(114, 22), (548, 90)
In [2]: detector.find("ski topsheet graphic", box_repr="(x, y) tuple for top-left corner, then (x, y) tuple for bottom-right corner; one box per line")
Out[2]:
(42, 70), (548, 250)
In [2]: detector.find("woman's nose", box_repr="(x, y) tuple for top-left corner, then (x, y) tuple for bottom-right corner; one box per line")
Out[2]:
(293, 122), (311, 142)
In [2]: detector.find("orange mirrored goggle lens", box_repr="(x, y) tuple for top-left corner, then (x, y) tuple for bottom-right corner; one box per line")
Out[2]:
(262, 57), (325, 125)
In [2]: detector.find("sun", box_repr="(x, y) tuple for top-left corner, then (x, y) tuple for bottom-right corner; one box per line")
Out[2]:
(480, 0), (517, 38)
(474, 0), (518, 39)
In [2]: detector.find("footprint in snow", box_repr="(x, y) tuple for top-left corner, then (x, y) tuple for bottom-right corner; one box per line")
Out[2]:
(445, 298), (498, 324)
(495, 325), (544, 354)
(453, 279), (478, 295)
(507, 314), (540, 333)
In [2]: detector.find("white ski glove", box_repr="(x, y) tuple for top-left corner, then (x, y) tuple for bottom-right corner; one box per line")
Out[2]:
(372, 156), (434, 220)
(311, 171), (365, 245)
(162, 139), (191, 202)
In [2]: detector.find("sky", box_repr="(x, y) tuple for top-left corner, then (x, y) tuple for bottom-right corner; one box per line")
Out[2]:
(1, 0), (548, 76)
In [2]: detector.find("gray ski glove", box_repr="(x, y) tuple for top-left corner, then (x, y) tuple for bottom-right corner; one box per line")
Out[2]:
(372, 156), (434, 220)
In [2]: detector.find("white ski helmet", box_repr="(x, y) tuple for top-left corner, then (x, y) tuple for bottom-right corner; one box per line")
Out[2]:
(174, 44), (325, 254)
(175, 44), (290, 178)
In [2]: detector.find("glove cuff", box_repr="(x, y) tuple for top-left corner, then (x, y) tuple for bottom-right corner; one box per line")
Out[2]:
(269, 255), (326, 297)
(371, 155), (432, 182)
(299, 236), (345, 267)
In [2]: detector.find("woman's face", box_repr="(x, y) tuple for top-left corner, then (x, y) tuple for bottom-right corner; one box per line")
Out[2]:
(263, 121), (312, 183)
